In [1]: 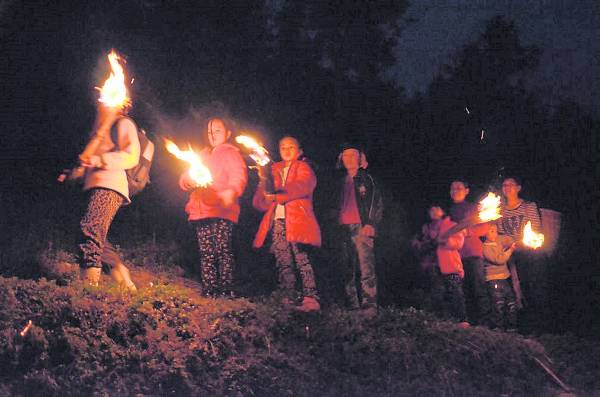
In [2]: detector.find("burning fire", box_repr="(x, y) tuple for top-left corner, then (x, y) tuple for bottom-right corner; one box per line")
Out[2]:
(522, 221), (544, 249)
(96, 50), (131, 109)
(478, 192), (502, 222)
(164, 138), (212, 187)
(235, 135), (271, 166)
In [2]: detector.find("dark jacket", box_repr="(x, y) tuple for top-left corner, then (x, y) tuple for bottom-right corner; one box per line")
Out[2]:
(337, 168), (383, 227)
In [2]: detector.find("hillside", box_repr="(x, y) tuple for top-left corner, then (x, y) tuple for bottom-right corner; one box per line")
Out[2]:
(0, 255), (598, 396)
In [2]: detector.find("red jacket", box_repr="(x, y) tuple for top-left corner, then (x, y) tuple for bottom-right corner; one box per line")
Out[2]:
(252, 160), (321, 248)
(179, 143), (247, 223)
(436, 217), (465, 278)
(461, 222), (490, 258)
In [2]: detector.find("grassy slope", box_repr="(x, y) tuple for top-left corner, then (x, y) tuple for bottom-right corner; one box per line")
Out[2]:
(0, 259), (599, 396)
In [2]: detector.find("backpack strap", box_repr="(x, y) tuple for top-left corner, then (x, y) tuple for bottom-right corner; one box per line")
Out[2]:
(109, 116), (139, 151)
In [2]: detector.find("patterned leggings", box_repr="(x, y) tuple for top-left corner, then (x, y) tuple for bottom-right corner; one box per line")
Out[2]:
(194, 218), (235, 297)
(269, 219), (319, 301)
(79, 188), (124, 269)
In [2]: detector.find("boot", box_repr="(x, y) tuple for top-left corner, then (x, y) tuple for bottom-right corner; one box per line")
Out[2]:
(81, 267), (101, 287)
(296, 296), (320, 312)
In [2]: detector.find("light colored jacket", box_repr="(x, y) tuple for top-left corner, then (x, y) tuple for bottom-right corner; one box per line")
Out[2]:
(83, 117), (140, 203)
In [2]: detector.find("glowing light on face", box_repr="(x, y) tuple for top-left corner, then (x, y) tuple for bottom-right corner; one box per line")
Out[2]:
(522, 221), (544, 249)
(164, 138), (212, 187)
(96, 50), (131, 109)
(235, 135), (271, 166)
(478, 192), (502, 222)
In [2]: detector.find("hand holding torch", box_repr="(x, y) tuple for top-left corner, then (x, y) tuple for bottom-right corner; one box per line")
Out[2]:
(58, 50), (130, 183)
(235, 135), (274, 193)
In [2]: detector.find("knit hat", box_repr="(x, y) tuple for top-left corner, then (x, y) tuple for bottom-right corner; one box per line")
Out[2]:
(339, 142), (363, 154)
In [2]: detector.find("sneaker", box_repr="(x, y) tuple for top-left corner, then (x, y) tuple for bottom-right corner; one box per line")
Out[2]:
(457, 321), (471, 329)
(296, 296), (320, 312)
(81, 267), (101, 287)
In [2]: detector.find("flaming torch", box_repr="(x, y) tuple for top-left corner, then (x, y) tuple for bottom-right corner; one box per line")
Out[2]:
(439, 192), (503, 240)
(235, 135), (271, 166)
(58, 50), (131, 182)
(96, 50), (131, 109)
(235, 135), (274, 192)
(522, 221), (544, 249)
(478, 192), (502, 222)
(164, 138), (213, 187)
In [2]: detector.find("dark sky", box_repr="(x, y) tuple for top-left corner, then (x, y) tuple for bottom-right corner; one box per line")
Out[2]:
(388, 0), (600, 112)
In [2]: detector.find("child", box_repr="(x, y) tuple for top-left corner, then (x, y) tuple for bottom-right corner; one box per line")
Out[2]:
(180, 117), (248, 298)
(436, 215), (469, 328)
(336, 143), (383, 316)
(482, 223), (518, 331)
(253, 136), (321, 312)
(411, 206), (445, 309)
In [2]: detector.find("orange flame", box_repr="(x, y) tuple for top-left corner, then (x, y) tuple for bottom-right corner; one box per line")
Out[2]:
(164, 138), (212, 187)
(522, 221), (544, 249)
(478, 192), (502, 222)
(19, 320), (32, 337)
(235, 135), (271, 166)
(96, 50), (131, 109)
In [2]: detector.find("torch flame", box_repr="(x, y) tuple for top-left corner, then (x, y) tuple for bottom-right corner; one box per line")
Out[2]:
(522, 221), (544, 249)
(96, 50), (131, 109)
(478, 192), (502, 222)
(164, 138), (212, 187)
(235, 135), (271, 166)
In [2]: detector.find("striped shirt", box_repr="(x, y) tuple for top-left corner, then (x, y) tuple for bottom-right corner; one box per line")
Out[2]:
(497, 200), (542, 240)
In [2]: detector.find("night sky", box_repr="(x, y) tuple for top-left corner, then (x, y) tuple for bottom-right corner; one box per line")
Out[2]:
(390, 0), (600, 112)
(1, 1), (598, 332)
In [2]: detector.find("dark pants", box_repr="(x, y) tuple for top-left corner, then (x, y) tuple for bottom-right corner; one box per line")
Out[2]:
(487, 279), (518, 330)
(511, 252), (548, 327)
(269, 219), (319, 301)
(79, 188), (123, 269)
(194, 218), (235, 297)
(340, 224), (377, 309)
(463, 256), (491, 325)
(442, 273), (467, 322)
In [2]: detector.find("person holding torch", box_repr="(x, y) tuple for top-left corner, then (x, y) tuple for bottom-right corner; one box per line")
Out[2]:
(179, 117), (247, 298)
(61, 51), (140, 289)
(498, 176), (546, 329)
(252, 136), (322, 312)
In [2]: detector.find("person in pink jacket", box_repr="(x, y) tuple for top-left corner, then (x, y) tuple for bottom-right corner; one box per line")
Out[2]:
(437, 216), (469, 327)
(179, 117), (248, 298)
(253, 136), (321, 312)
